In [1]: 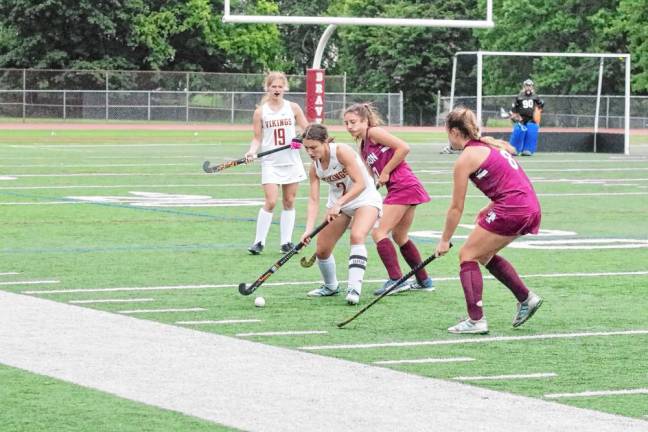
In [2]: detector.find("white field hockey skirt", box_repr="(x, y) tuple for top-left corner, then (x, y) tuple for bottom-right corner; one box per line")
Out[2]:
(336, 189), (383, 218)
(261, 163), (307, 185)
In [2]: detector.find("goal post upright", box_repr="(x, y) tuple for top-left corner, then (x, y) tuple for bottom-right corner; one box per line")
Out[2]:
(222, 0), (495, 124)
(450, 50), (632, 154)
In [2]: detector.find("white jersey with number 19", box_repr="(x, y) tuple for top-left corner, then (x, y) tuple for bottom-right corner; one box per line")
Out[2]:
(261, 100), (301, 168)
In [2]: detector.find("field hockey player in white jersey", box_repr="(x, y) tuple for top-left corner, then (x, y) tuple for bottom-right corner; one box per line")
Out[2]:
(245, 72), (309, 255)
(299, 123), (382, 305)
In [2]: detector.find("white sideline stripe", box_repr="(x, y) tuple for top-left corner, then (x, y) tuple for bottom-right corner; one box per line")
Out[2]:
(0, 272), (20, 276)
(301, 329), (648, 351)
(545, 389), (648, 399)
(2, 291), (648, 432)
(69, 298), (155, 304)
(0, 163), (199, 168)
(177, 319), (261, 325)
(236, 330), (327, 337)
(9, 143), (221, 148)
(0, 201), (84, 205)
(374, 357), (475, 365)
(21, 270), (648, 295)
(0, 280), (59, 286)
(453, 373), (557, 381)
(118, 307), (206, 314)
(0, 183), (261, 190)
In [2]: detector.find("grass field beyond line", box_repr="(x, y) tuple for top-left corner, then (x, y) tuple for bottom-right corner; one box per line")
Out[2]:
(1, 128), (648, 429)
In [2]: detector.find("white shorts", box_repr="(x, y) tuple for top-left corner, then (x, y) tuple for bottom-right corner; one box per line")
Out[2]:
(261, 164), (307, 185)
(337, 191), (383, 219)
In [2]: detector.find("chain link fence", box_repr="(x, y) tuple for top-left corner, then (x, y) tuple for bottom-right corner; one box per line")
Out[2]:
(0, 69), (403, 125)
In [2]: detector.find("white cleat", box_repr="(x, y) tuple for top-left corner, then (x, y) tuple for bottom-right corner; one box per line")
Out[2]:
(513, 291), (543, 327)
(448, 318), (489, 334)
(346, 289), (360, 305)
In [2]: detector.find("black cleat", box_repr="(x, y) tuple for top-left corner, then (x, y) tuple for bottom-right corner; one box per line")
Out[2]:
(280, 242), (295, 254)
(248, 241), (264, 255)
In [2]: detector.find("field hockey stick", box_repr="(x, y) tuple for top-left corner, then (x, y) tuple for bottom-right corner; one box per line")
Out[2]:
(239, 219), (329, 296)
(337, 243), (452, 328)
(300, 252), (317, 268)
(203, 137), (302, 173)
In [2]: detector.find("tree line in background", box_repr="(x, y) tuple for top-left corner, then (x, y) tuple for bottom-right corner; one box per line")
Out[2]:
(1, 0), (646, 124)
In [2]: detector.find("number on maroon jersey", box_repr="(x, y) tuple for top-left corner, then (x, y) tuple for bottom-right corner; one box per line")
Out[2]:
(274, 128), (285, 146)
(499, 149), (519, 170)
(335, 182), (347, 195)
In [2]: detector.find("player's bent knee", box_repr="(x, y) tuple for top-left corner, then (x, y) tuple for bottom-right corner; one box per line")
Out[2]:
(459, 248), (480, 264)
(316, 250), (333, 260)
(371, 229), (388, 243)
(392, 233), (409, 246)
(349, 233), (368, 244)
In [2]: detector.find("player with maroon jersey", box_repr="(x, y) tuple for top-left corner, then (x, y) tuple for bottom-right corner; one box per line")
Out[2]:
(344, 103), (433, 296)
(436, 107), (543, 334)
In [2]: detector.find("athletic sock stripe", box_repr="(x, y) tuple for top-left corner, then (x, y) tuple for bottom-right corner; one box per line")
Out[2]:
(349, 255), (366, 260)
(349, 264), (367, 270)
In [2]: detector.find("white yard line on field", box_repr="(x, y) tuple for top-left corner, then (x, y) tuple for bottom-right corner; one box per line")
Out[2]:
(453, 373), (557, 381)
(118, 307), (206, 314)
(21, 270), (648, 295)
(0, 280), (59, 286)
(0, 272), (20, 276)
(69, 298), (155, 304)
(1, 291), (647, 432)
(545, 389), (648, 399)
(301, 330), (648, 351)
(236, 330), (328, 337)
(374, 357), (474, 365)
(176, 319), (261, 325)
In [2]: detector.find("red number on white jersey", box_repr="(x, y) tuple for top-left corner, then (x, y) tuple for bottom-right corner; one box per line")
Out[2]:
(274, 128), (285, 146)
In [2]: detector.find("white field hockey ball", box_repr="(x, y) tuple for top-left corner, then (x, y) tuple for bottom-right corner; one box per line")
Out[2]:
(254, 297), (266, 307)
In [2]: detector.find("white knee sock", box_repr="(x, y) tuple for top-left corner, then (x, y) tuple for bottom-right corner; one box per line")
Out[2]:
(280, 208), (296, 245)
(317, 255), (338, 290)
(254, 208), (273, 245)
(348, 244), (368, 294)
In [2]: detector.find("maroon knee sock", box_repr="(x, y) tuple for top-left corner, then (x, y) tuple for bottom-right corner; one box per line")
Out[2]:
(485, 255), (529, 302)
(376, 238), (402, 280)
(399, 239), (429, 282)
(460, 261), (484, 321)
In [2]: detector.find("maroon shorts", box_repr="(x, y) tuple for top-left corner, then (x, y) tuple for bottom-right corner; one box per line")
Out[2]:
(477, 205), (541, 237)
(384, 182), (431, 206)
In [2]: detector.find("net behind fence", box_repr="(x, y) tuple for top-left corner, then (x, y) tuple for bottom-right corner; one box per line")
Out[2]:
(441, 95), (647, 129)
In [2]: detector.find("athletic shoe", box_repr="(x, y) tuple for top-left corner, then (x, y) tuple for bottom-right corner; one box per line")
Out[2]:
(512, 292), (543, 327)
(373, 278), (410, 296)
(440, 145), (460, 155)
(280, 242), (295, 254)
(346, 288), (361, 305)
(307, 284), (339, 297)
(247, 241), (264, 255)
(521, 150), (533, 156)
(409, 277), (435, 292)
(448, 318), (489, 334)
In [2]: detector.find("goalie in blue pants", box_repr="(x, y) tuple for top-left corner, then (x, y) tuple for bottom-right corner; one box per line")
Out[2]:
(509, 79), (544, 156)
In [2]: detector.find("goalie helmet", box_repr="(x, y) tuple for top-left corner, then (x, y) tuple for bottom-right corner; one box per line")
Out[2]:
(523, 79), (534, 86)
